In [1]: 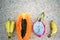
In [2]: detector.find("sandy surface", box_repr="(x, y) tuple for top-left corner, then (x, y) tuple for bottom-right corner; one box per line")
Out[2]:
(0, 0), (60, 40)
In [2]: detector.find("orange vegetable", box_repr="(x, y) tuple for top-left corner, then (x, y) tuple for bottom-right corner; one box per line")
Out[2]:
(16, 13), (32, 40)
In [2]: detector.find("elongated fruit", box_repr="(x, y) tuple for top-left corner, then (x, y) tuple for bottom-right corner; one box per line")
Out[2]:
(6, 19), (15, 38)
(48, 20), (57, 37)
(6, 19), (11, 38)
(10, 20), (15, 37)
(16, 13), (32, 40)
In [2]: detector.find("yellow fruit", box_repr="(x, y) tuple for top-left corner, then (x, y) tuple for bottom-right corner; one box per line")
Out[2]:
(48, 20), (57, 37)
(6, 19), (11, 37)
(6, 19), (15, 38)
(10, 20), (15, 34)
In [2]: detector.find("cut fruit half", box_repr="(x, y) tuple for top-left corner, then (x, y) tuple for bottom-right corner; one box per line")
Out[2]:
(16, 13), (32, 40)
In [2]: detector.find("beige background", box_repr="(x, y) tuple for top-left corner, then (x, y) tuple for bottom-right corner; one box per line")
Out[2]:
(0, 0), (60, 40)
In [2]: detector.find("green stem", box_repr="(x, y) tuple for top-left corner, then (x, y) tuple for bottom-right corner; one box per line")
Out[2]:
(38, 12), (45, 20)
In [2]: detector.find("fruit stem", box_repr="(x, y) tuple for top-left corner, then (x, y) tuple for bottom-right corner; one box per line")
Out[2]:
(48, 34), (51, 38)
(8, 32), (12, 38)
(38, 12), (45, 20)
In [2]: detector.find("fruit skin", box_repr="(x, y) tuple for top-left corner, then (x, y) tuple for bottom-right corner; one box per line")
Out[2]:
(6, 19), (11, 38)
(48, 20), (57, 38)
(10, 20), (15, 38)
(32, 20), (46, 37)
(6, 19), (15, 38)
(16, 13), (32, 40)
